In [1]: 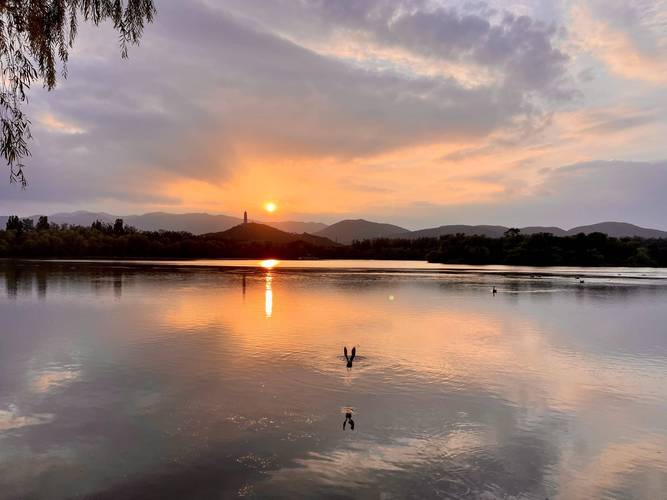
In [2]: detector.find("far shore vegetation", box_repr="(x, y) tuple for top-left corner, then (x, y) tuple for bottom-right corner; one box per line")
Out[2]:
(2, 216), (667, 267)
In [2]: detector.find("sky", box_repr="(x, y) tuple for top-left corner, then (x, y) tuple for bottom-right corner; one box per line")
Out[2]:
(1, 0), (666, 230)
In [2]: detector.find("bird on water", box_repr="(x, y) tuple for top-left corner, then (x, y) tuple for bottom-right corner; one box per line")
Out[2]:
(344, 346), (356, 368)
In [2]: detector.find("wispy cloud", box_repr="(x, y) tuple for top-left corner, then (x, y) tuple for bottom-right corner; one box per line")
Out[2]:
(38, 114), (86, 135)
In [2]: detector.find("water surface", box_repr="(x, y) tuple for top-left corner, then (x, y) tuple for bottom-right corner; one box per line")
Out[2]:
(1, 260), (666, 499)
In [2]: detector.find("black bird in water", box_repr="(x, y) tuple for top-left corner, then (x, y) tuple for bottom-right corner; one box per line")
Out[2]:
(344, 346), (356, 368)
(492, 286), (497, 294)
(343, 411), (355, 430)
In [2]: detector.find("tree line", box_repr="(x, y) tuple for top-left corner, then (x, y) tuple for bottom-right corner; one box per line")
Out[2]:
(0, 217), (332, 259)
(2, 217), (667, 266)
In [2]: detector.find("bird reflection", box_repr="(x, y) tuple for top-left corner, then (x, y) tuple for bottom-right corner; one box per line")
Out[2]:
(112, 270), (122, 299)
(344, 346), (356, 368)
(342, 409), (355, 431)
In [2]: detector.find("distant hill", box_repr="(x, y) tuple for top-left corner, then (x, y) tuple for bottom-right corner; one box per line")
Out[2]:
(407, 224), (508, 239)
(267, 220), (328, 234)
(403, 222), (667, 239)
(315, 219), (408, 243)
(49, 211), (118, 227)
(210, 222), (338, 247)
(566, 222), (667, 239)
(0, 211), (326, 235)
(124, 212), (241, 233)
(521, 226), (568, 236)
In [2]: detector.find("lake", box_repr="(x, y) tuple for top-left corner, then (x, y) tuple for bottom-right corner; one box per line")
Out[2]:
(1, 259), (666, 499)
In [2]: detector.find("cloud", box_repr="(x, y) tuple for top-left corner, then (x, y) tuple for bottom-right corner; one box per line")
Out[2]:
(38, 114), (85, 135)
(573, 109), (662, 135)
(375, 5), (571, 95)
(224, 0), (573, 97)
(572, 0), (667, 84)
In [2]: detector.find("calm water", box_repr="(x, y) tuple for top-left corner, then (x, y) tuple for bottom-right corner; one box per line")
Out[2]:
(1, 260), (666, 499)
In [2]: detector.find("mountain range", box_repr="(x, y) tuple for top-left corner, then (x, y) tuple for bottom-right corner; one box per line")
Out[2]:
(313, 219), (667, 242)
(401, 222), (667, 240)
(315, 219), (409, 243)
(2, 211), (667, 242)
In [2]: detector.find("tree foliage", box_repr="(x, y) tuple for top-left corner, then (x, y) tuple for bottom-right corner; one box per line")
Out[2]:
(36, 214), (48, 230)
(0, 0), (156, 185)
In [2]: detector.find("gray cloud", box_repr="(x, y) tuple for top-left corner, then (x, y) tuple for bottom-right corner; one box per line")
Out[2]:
(224, 0), (572, 96)
(577, 109), (662, 135)
(379, 7), (570, 95)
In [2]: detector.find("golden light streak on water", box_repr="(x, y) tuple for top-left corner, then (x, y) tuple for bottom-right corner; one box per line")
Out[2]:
(265, 273), (273, 318)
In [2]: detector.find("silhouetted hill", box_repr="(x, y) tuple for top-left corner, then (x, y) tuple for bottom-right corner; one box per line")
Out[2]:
(408, 224), (569, 238)
(123, 212), (242, 233)
(267, 220), (328, 234)
(521, 226), (568, 236)
(404, 222), (666, 239)
(406, 224), (508, 239)
(51, 211), (117, 226)
(565, 222), (667, 238)
(210, 222), (338, 246)
(0, 211), (326, 235)
(315, 219), (408, 243)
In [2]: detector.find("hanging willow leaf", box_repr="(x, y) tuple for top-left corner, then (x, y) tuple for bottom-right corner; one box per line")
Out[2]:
(0, 0), (156, 186)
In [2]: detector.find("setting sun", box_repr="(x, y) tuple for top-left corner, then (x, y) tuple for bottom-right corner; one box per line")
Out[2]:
(264, 202), (277, 213)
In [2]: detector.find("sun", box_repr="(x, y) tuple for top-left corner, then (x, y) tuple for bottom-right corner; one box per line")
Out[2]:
(264, 202), (277, 213)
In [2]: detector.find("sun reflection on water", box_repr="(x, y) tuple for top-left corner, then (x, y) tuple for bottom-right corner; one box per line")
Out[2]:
(261, 260), (278, 318)
(265, 274), (273, 318)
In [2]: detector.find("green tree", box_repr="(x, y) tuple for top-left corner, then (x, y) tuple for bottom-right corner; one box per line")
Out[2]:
(113, 218), (124, 234)
(5, 214), (22, 231)
(21, 217), (34, 231)
(1, 0), (156, 185)
(36, 215), (49, 230)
